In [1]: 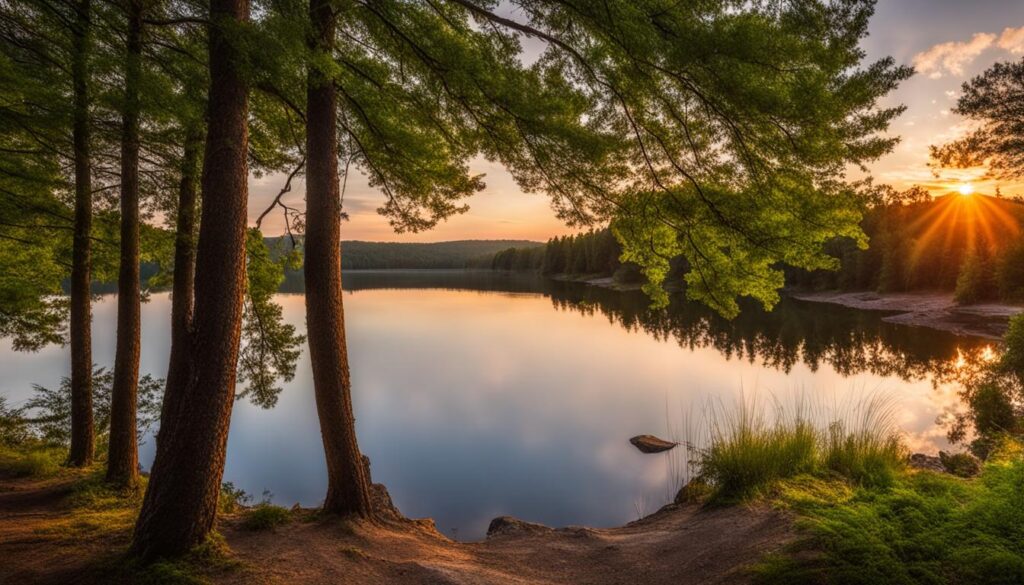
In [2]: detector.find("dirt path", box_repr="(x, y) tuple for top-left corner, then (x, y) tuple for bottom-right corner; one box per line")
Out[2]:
(224, 502), (792, 585)
(0, 474), (794, 585)
(790, 290), (1024, 340)
(0, 471), (122, 585)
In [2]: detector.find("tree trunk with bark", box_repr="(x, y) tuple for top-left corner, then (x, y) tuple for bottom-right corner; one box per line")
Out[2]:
(107, 0), (143, 487)
(157, 125), (201, 450)
(131, 0), (250, 560)
(67, 0), (93, 468)
(305, 0), (373, 517)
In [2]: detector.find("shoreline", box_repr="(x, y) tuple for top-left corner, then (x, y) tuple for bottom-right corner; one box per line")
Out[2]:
(0, 471), (793, 584)
(789, 290), (1024, 340)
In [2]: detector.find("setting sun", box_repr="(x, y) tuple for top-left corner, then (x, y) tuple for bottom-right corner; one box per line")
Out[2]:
(958, 183), (976, 196)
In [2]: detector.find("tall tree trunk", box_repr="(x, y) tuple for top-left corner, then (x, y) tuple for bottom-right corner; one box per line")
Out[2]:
(306, 0), (373, 517)
(67, 0), (93, 468)
(107, 0), (143, 487)
(157, 124), (201, 451)
(131, 0), (250, 560)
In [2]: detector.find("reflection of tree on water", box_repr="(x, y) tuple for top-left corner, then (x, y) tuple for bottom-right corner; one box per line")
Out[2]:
(318, 270), (992, 385)
(543, 283), (991, 383)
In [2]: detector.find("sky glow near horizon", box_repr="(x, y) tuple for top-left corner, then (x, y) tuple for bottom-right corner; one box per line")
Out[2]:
(249, 0), (1024, 242)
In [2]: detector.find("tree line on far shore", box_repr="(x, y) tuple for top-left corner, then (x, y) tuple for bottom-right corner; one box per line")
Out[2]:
(479, 191), (1024, 306)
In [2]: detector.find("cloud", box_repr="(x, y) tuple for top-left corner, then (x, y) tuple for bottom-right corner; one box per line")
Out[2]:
(998, 26), (1024, 54)
(912, 33), (995, 78)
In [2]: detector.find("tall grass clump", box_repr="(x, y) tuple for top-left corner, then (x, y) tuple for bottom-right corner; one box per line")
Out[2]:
(693, 394), (905, 500)
(821, 396), (906, 488)
(699, 399), (818, 500)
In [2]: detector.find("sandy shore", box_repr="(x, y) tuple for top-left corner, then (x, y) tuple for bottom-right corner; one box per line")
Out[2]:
(790, 291), (1024, 340)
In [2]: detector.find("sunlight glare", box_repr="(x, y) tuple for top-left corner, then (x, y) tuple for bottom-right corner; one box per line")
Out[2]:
(958, 183), (975, 196)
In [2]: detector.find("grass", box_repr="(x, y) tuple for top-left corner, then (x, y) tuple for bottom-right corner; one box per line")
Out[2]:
(753, 449), (1024, 584)
(683, 397), (1024, 584)
(0, 443), (247, 584)
(107, 533), (243, 585)
(0, 443), (64, 477)
(31, 468), (146, 540)
(692, 395), (905, 501)
(241, 502), (291, 531)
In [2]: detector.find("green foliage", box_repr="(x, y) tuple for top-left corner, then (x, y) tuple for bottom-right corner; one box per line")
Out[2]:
(236, 230), (305, 409)
(23, 367), (164, 447)
(939, 451), (982, 478)
(822, 419), (905, 489)
(329, 239), (542, 270)
(700, 405), (818, 500)
(0, 444), (63, 477)
(996, 242), (1024, 302)
(955, 251), (996, 304)
(241, 503), (291, 531)
(787, 192), (1024, 302)
(941, 322), (1024, 458)
(1001, 314), (1024, 377)
(122, 532), (239, 585)
(694, 396), (904, 500)
(755, 453), (1024, 585)
(0, 396), (30, 446)
(932, 58), (1024, 180)
(524, 0), (909, 316)
(218, 482), (252, 515)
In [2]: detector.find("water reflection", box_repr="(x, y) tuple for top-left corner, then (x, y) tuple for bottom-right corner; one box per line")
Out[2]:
(0, 270), (991, 540)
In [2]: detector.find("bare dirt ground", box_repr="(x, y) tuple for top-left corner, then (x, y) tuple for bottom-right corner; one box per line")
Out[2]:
(790, 290), (1024, 339)
(0, 473), (795, 585)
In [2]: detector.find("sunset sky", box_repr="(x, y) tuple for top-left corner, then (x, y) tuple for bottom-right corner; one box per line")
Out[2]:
(250, 0), (1024, 242)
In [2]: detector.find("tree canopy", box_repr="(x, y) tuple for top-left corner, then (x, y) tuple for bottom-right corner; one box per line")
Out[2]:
(932, 57), (1024, 179)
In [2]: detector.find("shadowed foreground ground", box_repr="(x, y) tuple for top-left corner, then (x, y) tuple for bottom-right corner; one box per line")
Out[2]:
(0, 472), (794, 584)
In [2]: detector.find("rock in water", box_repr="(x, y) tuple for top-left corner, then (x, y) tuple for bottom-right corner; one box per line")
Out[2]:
(630, 435), (678, 454)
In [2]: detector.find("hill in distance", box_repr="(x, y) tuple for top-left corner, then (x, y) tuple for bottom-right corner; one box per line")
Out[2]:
(265, 237), (543, 270)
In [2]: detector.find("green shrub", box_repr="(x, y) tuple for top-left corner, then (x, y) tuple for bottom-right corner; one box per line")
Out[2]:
(0, 444), (62, 477)
(241, 503), (291, 531)
(996, 242), (1024, 302)
(1000, 314), (1024, 377)
(218, 482), (250, 514)
(0, 396), (31, 446)
(955, 251), (996, 305)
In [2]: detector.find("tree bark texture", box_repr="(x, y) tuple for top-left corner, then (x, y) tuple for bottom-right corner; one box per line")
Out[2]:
(157, 125), (201, 451)
(131, 0), (250, 559)
(305, 0), (373, 517)
(107, 0), (143, 487)
(68, 0), (94, 468)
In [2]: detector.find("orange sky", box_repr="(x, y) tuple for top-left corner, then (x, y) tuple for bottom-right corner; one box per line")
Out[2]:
(249, 1), (1024, 243)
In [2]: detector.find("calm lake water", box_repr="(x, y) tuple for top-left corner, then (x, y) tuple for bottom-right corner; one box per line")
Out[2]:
(0, 271), (991, 539)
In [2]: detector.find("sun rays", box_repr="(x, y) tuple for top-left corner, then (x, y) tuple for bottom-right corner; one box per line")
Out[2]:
(906, 190), (1022, 272)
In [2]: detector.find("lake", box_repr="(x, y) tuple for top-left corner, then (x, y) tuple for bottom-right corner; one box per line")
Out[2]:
(0, 271), (991, 540)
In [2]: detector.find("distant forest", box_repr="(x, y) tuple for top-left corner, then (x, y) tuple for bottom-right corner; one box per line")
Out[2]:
(269, 238), (541, 270)
(476, 194), (1024, 304)
(466, 229), (634, 279)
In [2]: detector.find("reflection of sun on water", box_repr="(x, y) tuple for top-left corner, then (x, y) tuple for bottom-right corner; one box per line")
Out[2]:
(954, 348), (967, 369)
(981, 345), (997, 362)
(952, 345), (998, 371)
